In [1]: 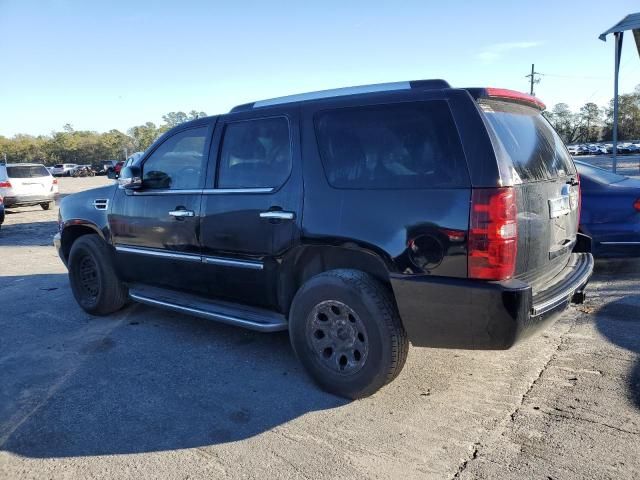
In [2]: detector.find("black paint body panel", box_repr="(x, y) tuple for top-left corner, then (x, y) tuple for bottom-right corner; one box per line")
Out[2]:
(54, 84), (594, 351)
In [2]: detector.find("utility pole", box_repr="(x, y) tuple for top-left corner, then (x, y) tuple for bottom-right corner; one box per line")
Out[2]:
(525, 63), (542, 96)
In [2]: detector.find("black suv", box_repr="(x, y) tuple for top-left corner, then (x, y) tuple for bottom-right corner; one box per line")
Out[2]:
(55, 80), (593, 398)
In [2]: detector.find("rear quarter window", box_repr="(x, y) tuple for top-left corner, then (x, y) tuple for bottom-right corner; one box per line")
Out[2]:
(6, 165), (50, 178)
(314, 101), (469, 189)
(480, 100), (576, 182)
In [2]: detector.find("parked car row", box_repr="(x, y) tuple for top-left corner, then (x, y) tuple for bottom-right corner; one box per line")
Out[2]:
(567, 142), (640, 156)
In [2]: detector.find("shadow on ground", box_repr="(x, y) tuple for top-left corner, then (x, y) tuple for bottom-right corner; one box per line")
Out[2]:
(0, 274), (346, 458)
(0, 221), (58, 246)
(594, 259), (640, 410)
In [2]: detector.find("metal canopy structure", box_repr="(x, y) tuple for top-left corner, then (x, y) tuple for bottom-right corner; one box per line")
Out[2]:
(599, 12), (640, 173)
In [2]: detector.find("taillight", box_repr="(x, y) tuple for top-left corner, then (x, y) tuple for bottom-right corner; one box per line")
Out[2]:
(53, 178), (58, 185)
(634, 198), (640, 212)
(468, 187), (518, 280)
(0, 180), (11, 188)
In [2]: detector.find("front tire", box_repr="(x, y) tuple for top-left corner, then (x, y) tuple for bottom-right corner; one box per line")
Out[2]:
(68, 235), (128, 315)
(289, 270), (408, 399)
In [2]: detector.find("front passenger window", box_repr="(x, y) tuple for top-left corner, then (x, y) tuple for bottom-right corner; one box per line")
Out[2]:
(142, 127), (208, 189)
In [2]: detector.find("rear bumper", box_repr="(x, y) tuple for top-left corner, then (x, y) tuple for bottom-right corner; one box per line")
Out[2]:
(3, 193), (55, 207)
(391, 252), (594, 350)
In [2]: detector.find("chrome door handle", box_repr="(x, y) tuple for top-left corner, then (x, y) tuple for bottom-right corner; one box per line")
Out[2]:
(259, 211), (295, 220)
(169, 209), (195, 217)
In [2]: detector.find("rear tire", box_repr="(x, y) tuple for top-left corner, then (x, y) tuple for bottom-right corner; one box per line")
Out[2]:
(68, 235), (128, 315)
(40, 202), (51, 210)
(289, 269), (408, 399)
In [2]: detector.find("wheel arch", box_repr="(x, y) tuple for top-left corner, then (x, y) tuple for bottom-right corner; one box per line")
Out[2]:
(278, 244), (394, 315)
(60, 222), (106, 263)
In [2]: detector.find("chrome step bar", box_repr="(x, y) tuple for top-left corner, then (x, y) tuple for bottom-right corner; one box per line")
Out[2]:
(128, 285), (288, 333)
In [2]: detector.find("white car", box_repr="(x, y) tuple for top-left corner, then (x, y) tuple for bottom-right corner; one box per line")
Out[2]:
(0, 163), (58, 210)
(50, 163), (78, 177)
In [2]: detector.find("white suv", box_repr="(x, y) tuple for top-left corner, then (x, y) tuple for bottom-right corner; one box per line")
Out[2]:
(51, 163), (78, 177)
(0, 163), (58, 210)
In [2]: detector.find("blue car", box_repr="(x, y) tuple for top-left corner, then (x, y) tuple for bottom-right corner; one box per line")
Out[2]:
(574, 160), (640, 257)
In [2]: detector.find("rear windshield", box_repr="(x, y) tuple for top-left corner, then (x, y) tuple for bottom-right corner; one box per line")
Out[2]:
(574, 161), (627, 184)
(54, 164), (64, 168)
(6, 165), (50, 178)
(314, 101), (469, 189)
(480, 100), (576, 182)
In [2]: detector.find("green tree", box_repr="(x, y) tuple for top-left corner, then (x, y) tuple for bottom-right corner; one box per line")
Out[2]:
(577, 102), (602, 142)
(161, 111), (189, 128)
(546, 103), (582, 144)
(127, 122), (159, 151)
(602, 85), (640, 141)
(0, 109), (207, 165)
(187, 110), (207, 120)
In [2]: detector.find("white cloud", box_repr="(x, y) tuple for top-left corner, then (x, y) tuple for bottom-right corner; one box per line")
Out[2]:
(476, 41), (542, 63)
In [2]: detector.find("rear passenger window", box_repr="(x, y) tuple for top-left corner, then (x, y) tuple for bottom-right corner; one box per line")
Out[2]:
(217, 117), (291, 189)
(314, 101), (469, 189)
(6, 165), (50, 178)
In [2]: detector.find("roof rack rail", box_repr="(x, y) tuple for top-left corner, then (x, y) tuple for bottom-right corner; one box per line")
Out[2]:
(230, 79), (451, 112)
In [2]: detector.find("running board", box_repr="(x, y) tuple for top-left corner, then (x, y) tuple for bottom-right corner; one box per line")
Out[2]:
(128, 284), (288, 332)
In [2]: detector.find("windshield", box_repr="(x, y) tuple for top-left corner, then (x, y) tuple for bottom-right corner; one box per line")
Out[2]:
(480, 100), (576, 182)
(6, 165), (50, 178)
(574, 161), (627, 184)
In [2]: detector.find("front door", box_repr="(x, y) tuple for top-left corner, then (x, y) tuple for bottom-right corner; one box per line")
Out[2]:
(110, 123), (213, 293)
(199, 110), (302, 309)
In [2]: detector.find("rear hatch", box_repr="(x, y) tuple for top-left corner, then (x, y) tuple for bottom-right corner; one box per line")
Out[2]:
(479, 98), (580, 293)
(6, 164), (54, 196)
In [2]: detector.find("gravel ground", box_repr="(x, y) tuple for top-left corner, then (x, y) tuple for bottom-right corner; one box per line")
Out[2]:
(0, 177), (638, 479)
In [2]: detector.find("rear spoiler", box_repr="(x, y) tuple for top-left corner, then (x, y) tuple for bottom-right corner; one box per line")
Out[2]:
(464, 87), (546, 111)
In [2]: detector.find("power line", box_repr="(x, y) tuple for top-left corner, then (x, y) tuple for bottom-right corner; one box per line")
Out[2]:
(539, 73), (608, 80)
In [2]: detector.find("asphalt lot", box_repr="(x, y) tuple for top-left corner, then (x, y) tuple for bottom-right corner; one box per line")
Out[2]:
(0, 177), (639, 479)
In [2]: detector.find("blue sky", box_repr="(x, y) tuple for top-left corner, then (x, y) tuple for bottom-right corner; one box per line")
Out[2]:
(1, 0), (639, 136)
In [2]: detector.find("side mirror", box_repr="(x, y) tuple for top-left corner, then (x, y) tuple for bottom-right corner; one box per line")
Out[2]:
(106, 167), (116, 179)
(117, 166), (142, 190)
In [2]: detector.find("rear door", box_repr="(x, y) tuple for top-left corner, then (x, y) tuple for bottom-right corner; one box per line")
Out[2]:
(6, 164), (53, 197)
(479, 100), (579, 291)
(199, 108), (302, 309)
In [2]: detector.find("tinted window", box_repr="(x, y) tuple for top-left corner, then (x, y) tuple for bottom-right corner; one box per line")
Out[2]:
(314, 101), (468, 189)
(574, 161), (626, 185)
(142, 127), (208, 189)
(480, 100), (576, 181)
(7, 165), (50, 178)
(217, 117), (291, 188)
